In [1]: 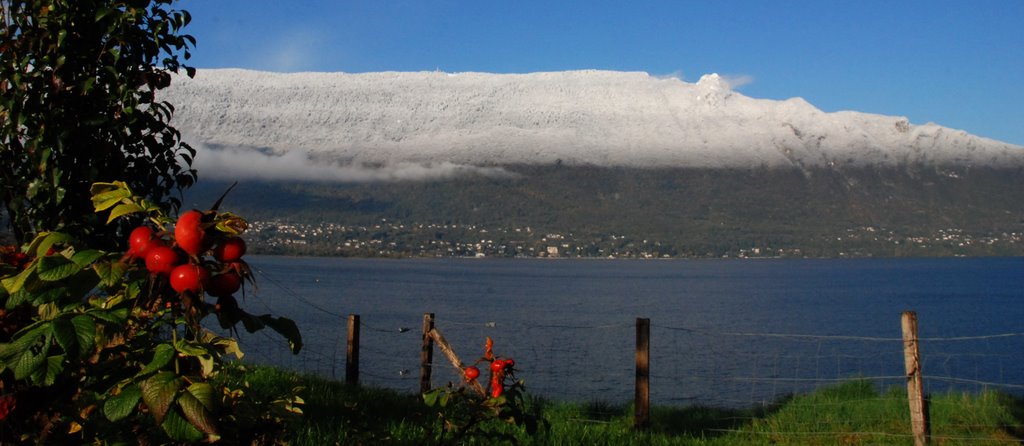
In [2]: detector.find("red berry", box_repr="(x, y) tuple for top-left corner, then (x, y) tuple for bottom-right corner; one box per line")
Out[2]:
(145, 246), (180, 275)
(213, 237), (247, 262)
(175, 210), (206, 256)
(463, 366), (480, 381)
(128, 226), (154, 256)
(490, 360), (505, 373)
(490, 382), (504, 398)
(169, 264), (210, 294)
(0, 393), (16, 421)
(2, 252), (30, 269)
(207, 270), (242, 297)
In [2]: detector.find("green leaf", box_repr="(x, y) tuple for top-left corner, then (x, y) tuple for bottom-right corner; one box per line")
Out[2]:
(260, 315), (303, 354)
(139, 343), (175, 376)
(1, 261), (36, 294)
(90, 182), (132, 211)
(92, 196), (125, 214)
(13, 349), (46, 381)
(160, 407), (204, 442)
(423, 388), (442, 407)
(94, 7), (115, 22)
(275, 394), (304, 415)
(0, 323), (49, 361)
(196, 355), (214, 378)
(104, 384), (142, 421)
(200, 331), (244, 360)
(27, 286), (68, 305)
(238, 312), (265, 333)
(27, 232), (73, 258)
(41, 354), (65, 386)
(51, 316), (78, 357)
(37, 302), (60, 321)
(71, 315), (96, 356)
(70, 249), (104, 268)
(36, 255), (79, 281)
(5, 288), (31, 308)
(107, 202), (145, 223)
(173, 339), (210, 358)
(136, 197), (161, 213)
(125, 279), (144, 299)
(87, 307), (128, 324)
(93, 261), (128, 287)
(177, 389), (217, 435)
(186, 382), (216, 412)
(54, 186), (67, 205)
(26, 177), (43, 199)
(141, 371), (181, 423)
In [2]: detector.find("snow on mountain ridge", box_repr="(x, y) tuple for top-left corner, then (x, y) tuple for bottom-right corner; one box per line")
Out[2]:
(162, 68), (1024, 172)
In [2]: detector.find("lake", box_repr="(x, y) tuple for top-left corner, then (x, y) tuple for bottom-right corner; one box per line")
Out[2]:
(221, 256), (1024, 407)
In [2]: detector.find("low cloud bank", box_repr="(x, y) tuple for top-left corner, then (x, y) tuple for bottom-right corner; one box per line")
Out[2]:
(721, 74), (754, 89)
(191, 145), (518, 183)
(165, 70), (1024, 170)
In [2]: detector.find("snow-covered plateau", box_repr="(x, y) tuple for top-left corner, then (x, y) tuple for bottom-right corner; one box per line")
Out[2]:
(163, 69), (1024, 174)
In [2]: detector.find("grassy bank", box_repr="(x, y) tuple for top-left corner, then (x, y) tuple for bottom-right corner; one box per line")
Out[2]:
(224, 364), (1024, 445)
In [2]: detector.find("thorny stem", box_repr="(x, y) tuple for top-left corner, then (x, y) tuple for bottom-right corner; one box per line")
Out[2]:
(171, 322), (179, 375)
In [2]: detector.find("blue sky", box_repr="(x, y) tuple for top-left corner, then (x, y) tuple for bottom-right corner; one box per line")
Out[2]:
(176, 0), (1024, 146)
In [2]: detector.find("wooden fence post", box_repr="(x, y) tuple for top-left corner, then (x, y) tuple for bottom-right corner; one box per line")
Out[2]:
(902, 311), (929, 446)
(635, 317), (650, 430)
(428, 327), (486, 397)
(420, 313), (435, 393)
(346, 314), (360, 385)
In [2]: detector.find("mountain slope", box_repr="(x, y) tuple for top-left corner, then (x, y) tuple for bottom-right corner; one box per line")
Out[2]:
(184, 164), (1024, 258)
(163, 69), (1024, 172)
(166, 69), (1024, 258)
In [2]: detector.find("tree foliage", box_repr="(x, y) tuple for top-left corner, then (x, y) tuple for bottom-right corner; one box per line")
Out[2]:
(0, 2), (306, 443)
(0, 183), (303, 443)
(0, 0), (197, 246)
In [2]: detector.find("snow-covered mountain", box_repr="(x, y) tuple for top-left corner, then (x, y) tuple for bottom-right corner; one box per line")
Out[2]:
(163, 69), (1024, 172)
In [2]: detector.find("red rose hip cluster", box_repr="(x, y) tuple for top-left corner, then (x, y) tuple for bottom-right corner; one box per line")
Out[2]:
(127, 209), (250, 320)
(463, 336), (516, 398)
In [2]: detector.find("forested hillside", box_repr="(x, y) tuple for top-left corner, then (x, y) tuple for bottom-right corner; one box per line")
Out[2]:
(185, 164), (1024, 258)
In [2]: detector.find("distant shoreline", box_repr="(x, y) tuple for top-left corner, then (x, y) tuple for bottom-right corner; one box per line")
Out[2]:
(245, 251), (1019, 261)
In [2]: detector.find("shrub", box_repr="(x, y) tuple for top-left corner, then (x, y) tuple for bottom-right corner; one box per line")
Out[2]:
(0, 182), (302, 444)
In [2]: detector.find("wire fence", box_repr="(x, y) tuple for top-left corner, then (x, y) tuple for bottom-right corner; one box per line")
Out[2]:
(206, 261), (1024, 442)
(216, 304), (1024, 407)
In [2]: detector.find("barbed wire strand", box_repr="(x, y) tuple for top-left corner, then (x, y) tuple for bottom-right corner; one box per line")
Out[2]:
(251, 264), (346, 318)
(925, 376), (1024, 390)
(655, 323), (1024, 342)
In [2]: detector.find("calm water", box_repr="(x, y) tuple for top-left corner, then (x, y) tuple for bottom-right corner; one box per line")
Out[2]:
(225, 256), (1024, 407)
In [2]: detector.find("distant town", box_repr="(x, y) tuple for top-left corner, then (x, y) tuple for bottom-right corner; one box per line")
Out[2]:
(245, 219), (1024, 259)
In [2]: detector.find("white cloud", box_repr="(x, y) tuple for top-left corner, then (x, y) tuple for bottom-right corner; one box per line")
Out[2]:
(721, 74), (754, 89)
(255, 29), (325, 72)
(192, 144), (518, 182)
(652, 70), (685, 81)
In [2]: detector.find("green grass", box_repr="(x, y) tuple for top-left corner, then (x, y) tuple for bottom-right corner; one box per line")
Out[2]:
(225, 365), (1024, 445)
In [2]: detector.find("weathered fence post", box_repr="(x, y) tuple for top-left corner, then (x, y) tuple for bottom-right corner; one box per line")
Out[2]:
(635, 317), (650, 429)
(428, 327), (486, 397)
(902, 311), (929, 446)
(346, 314), (360, 385)
(420, 313), (435, 393)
